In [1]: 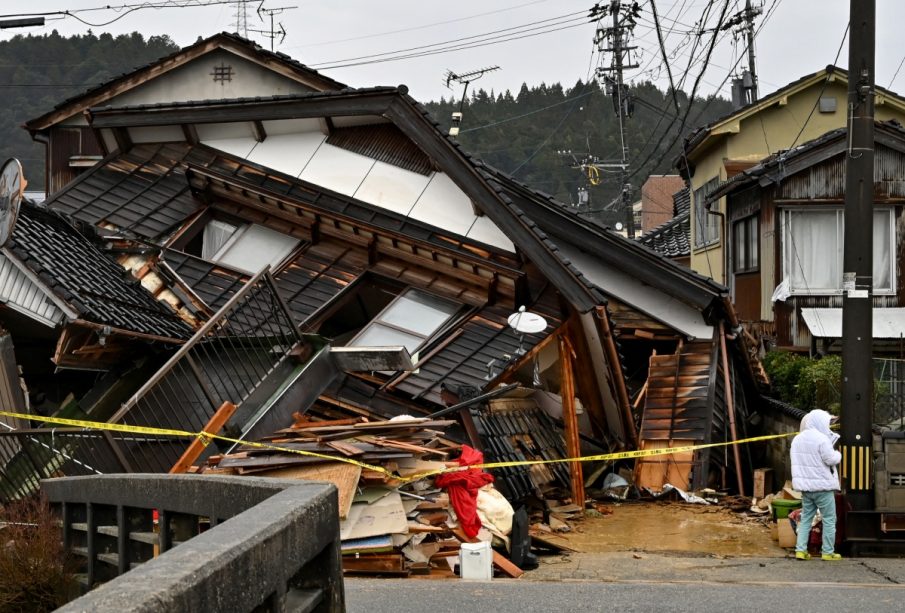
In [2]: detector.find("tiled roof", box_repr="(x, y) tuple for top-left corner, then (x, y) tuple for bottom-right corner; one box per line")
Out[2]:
(8, 202), (191, 339)
(46, 143), (216, 240)
(159, 250), (249, 312)
(639, 188), (691, 258)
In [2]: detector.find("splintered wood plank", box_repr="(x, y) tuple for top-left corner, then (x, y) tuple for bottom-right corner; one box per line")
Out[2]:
(169, 401), (237, 474)
(253, 462), (362, 519)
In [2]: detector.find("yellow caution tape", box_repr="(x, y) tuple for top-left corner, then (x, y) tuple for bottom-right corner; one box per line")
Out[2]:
(0, 409), (798, 484)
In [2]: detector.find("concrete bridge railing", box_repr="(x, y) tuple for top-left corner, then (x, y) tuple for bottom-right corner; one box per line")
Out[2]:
(42, 474), (343, 613)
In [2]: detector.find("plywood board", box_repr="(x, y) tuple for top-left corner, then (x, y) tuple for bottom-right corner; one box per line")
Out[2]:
(634, 439), (694, 492)
(254, 462), (361, 519)
(340, 491), (408, 541)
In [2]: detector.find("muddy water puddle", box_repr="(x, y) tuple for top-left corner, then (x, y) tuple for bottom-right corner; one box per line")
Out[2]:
(562, 502), (786, 557)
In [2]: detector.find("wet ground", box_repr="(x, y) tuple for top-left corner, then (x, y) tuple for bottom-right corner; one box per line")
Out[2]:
(558, 501), (785, 558)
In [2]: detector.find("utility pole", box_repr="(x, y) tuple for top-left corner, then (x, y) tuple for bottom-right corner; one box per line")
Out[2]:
(248, 5), (296, 51)
(591, 1), (639, 236)
(722, 0), (762, 107)
(444, 66), (500, 137)
(841, 0), (876, 513)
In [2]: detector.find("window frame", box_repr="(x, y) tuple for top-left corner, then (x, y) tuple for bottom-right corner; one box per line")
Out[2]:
(693, 177), (721, 248)
(732, 214), (760, 274)
(347, 287), (461, 356)
(780, 206), (896, 296)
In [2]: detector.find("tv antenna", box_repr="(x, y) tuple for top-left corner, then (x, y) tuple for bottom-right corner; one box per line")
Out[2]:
(0, 159), (25, 248)
(249, 3), (297, 51)
(444, 65), (500, 137)
(508, 305), (548, 355)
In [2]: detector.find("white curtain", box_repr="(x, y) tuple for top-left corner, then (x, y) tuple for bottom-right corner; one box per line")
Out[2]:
(787, 210), (839, 292)
(202, 219), (238, 260)
(873, 210), (892, 291)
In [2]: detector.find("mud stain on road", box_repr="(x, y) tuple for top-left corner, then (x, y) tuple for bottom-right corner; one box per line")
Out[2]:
(562, 502), (786, 557)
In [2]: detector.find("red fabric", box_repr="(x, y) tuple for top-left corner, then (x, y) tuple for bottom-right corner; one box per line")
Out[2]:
(435, 445), (494, 538)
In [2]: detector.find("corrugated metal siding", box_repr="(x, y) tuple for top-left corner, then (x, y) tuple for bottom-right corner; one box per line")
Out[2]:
(876, 144), (905, 198)
(779, 145), (905, 201)
(327, 124), (435, 176)
(0, 252), (63, 326)
(780, 156), (845, 200)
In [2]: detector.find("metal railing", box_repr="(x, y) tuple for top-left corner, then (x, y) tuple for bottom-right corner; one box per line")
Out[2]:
(44, 474), (343, 613)
(0, 269), (304, 501)
(875, 357), (905, 427)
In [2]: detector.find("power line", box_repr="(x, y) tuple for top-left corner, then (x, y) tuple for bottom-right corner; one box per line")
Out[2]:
(286, 0), (557, 50)
(310, 11), (589, 69)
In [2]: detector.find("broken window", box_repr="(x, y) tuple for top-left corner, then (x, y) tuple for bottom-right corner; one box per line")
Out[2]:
(212, 224), (300, 274)
(349, 289), (459, 355)
(316, 277), (461, 361)
(179, 217), (301, 274)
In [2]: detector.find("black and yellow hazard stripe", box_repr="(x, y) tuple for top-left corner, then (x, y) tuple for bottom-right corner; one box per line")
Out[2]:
(841, 444), (872, 491)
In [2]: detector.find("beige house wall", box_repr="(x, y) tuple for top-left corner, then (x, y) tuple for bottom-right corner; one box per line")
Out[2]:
(687, 75), (905, 286)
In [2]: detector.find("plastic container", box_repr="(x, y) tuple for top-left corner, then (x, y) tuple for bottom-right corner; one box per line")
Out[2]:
(459, 541), (492, 580)
(772, 497), (802, 520)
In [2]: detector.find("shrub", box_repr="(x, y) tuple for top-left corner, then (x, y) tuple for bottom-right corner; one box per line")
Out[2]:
(0, 496), (76, 612)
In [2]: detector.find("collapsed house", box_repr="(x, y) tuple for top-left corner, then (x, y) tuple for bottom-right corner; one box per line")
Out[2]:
(0, 33), (766, 508)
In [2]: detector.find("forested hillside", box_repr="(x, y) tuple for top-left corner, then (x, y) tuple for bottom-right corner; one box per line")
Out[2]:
(426, 82), (733, 225)
(0, 31), (179, 189)
(0, 32), (733, 225)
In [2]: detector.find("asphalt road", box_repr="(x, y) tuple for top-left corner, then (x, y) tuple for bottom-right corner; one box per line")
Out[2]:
(345, 577), (904, 612)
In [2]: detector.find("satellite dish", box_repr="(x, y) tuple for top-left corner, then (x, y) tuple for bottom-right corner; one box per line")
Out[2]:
(0, 159), (25, 248)
(508, 306), (548, 354)
(508, 305), (548, 334)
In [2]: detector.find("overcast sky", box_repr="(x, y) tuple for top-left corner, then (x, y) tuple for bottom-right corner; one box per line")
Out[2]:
(3, 1), (903, 103)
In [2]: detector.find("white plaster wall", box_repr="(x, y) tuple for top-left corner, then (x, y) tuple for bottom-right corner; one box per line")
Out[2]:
(109, 49), (313, 108)
(353, 161), (431, 215)
(246, 132), (325, 177)
(299, 142), (376, 196)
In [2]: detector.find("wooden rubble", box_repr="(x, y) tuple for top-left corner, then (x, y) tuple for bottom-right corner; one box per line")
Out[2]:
(189, 411), (527, 578)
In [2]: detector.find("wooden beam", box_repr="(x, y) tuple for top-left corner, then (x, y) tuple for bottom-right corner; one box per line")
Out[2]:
(181, 123), (199, 145)
(559, 335), (585, 506)
(595, 306), (638, 448)
(251, 120), (266, 142)
(169, 401), (237, 474)
(719, 325), (745, 496)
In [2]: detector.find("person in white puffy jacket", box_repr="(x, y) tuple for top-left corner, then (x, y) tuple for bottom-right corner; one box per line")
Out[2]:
(790, 409), (842, 560)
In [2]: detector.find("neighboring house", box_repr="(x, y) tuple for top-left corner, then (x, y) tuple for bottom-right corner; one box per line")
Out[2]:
(707, 119), (905, 352)
(640, 175), (684, 233)
(678, 66), (905, 286)
(0, 34), (767, 499)
(639, 187), (691, 269)
(23, 32), (344, 195)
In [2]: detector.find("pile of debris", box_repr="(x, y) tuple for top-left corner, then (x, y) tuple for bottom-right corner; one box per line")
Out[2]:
(195, 413), (526, 578)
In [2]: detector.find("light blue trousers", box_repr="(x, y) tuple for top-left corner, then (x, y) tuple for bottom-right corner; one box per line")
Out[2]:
(795, 490), (837, 555)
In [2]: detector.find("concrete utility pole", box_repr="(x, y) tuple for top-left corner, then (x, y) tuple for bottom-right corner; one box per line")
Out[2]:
(592, 1), (639, 236)
(722, 0), (762, 107)
(841, 0), (875, 512)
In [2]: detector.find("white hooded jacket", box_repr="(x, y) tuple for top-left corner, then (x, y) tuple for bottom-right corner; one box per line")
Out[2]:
(790, 409), (841, 492)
